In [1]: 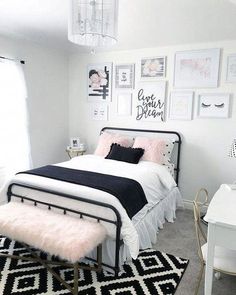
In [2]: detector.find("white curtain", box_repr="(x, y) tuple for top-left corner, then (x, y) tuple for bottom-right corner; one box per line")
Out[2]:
(0, 59), (32, 186)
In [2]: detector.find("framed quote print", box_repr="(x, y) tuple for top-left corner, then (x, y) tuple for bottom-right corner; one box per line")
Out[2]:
(115, 64), (135, 89)
(136, 81), (166, 122)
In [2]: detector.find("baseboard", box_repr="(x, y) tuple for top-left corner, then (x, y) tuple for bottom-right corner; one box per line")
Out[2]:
(182, 198), (208, 213)
(182, 199), (193, 210)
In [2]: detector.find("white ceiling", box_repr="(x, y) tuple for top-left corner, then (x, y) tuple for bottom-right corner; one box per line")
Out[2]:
(0, 0), (236, 52)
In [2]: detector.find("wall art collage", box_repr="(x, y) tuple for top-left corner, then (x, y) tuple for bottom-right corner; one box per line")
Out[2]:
(87, 48), (234, 122)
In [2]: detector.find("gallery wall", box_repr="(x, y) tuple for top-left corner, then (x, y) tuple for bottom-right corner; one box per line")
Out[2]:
(0, 35), (69, 168)
(69, 39), (236, 203)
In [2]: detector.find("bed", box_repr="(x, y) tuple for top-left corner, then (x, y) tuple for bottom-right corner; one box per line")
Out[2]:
(0, 127), (183, 275)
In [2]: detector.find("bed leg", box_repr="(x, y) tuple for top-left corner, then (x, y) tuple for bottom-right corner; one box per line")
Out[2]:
(115, 226), (121, 277)
(97, 244), (102, 272)
(73, 262), (79, 295)
(114, 218), (122, 277)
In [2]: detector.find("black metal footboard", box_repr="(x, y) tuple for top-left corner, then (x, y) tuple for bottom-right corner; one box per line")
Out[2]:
(7, 183), (122, 276)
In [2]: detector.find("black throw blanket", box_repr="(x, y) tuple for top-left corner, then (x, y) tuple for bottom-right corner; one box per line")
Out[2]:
(17, 165), (147, 218)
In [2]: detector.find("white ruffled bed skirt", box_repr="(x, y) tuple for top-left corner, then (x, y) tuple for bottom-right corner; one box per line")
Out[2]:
(87, 187), (183, 270)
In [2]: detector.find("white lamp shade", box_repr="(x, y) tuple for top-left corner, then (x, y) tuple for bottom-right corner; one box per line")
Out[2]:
(229, 139), (236, 158)
(68, 0), (119, 47)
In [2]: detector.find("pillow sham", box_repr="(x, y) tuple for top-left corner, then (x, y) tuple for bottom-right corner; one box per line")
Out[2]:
(94, 132), (133, 157)
(105, 143), (144, 164)
(133, 136), (175, 165)
(163, 162), (175, 177)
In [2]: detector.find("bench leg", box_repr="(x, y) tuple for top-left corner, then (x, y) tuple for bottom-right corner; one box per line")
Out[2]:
(1, 241), (104, 295)
(73, 262), (79, 295)
(22, 243), (75, 294)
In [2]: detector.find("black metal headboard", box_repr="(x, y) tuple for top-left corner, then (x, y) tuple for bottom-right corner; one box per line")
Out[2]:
(101, 127), (182, 186)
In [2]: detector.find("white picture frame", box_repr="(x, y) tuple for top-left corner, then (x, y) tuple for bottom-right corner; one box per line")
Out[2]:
(115, 64), (135, 89)
(226, 54), (236, 83)
(136, 81), (166, 122)
(198, 93), (230, 118)
(174, 48), (221, 88)
(141, 56), (166, 79)
(87, 62), (112, 102)
(117, 93), (132, 116)
(90, 104), (108, 121)
(169, 91), (194, 120)
(70, 137), (80, 148)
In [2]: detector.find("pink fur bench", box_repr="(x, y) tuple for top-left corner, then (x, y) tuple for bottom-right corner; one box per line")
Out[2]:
(0, 201), (107, 295)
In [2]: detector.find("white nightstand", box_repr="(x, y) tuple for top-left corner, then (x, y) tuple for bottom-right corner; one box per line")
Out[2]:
(66, 147), (86, 159)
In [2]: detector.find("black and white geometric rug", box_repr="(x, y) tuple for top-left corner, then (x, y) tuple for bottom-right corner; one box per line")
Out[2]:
(0, 236), (189, 295)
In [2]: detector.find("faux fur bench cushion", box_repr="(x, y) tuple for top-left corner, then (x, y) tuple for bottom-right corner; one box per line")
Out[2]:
(0, 202), (107, 263)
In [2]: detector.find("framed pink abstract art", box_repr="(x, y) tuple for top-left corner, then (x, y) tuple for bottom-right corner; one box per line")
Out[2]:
(174, 48), (220, 88)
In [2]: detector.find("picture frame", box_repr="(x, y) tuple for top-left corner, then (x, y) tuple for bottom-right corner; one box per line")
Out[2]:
(117, 93), (132, 116)
(226, 54), (236, 83)
(169, 91), (194, 121)
(90, 103), (108, 121)
(174, 48), (221, 88)
(136, 81), (166, 122)
(198, 93), (230, 118)
(87, 62), (112, 102)
(115, 64), (135, 89)
(70, 137), (80, 148)
(141, 56), (166, 79)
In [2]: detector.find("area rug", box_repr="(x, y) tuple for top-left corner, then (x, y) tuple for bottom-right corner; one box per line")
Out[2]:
(0, 236), (189, 295)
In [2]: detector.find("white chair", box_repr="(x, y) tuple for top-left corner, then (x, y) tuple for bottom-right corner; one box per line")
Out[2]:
(193, 188), (236, 295)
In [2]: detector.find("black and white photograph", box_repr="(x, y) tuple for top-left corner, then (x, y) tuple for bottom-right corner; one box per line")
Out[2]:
(88, 63), (112, 102)
(70, 137), (80, 148)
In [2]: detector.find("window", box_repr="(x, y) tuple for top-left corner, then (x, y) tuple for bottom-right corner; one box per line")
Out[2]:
(0, 59), (32, 186)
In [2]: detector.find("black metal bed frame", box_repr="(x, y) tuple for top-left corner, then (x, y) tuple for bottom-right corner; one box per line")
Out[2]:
(6, 127), (182, 276)
(7, 183), (122, 276)
(101, 127), (182, 185)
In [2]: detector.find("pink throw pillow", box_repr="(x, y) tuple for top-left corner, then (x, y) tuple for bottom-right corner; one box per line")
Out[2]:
(94, 132), (133, 157)
(133, 136), (174, 165)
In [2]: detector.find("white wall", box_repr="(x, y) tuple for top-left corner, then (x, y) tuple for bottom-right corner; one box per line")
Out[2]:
(69, 40), (236, 202)
(0, 35), (69, 167)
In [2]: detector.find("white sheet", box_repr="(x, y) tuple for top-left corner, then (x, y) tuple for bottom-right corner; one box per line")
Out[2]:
(87, 187), (183, 270)
(0, 155), (177, 259)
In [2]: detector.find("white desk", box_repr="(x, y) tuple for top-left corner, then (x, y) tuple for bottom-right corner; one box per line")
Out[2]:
(204, 184), (236, 295)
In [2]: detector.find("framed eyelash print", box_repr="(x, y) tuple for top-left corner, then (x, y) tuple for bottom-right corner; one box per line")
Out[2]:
(198, 93), (230, 118)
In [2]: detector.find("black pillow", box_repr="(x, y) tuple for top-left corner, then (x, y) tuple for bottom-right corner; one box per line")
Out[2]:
(105, 143), (144, 164)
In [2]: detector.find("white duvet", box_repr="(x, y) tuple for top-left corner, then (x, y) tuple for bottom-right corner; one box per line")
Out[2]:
(0, 155), (177, 259)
